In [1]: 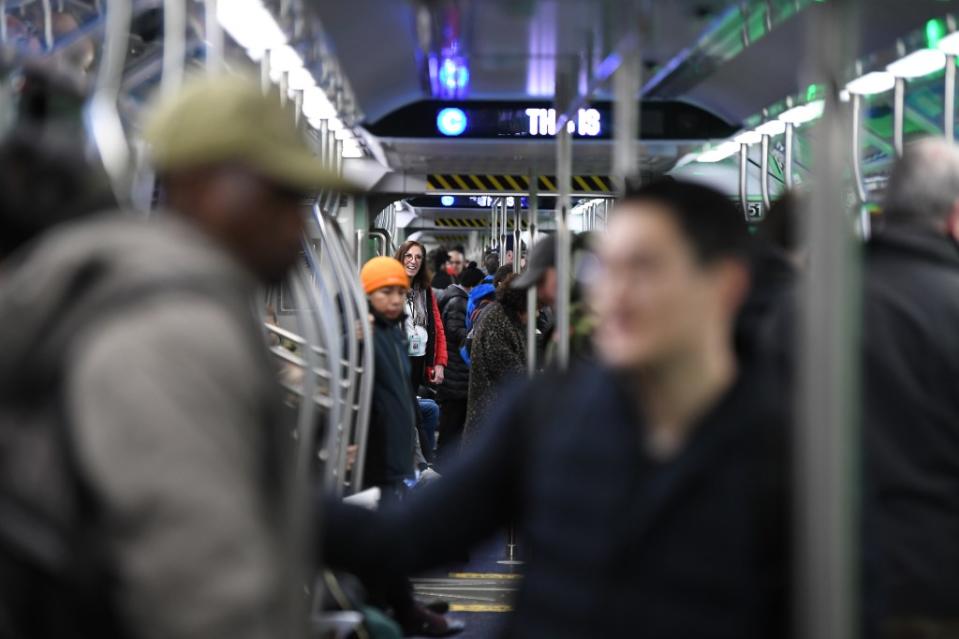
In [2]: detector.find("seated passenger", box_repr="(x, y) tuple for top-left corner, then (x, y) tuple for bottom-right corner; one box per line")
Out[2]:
(326, 179), (791, 639)
(0, 74), (337, 639)
(463, 273), (528, 445)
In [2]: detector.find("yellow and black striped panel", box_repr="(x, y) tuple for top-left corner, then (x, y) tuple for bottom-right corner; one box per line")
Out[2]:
(434, 218), (531, 229)
(427, 174), (613, 194)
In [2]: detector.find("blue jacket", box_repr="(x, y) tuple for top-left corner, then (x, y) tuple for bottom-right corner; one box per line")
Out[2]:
(466, 283), (496, 330)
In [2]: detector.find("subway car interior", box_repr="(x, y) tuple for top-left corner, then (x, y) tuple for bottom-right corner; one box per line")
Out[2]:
(4, 1), (959, 638)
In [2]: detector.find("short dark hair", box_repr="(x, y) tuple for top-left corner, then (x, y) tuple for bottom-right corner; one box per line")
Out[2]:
(618, 178), (750, 264)
(484, 252), (500, 276)
(459, 266), (485, 288)
(493, 264), (514, 287)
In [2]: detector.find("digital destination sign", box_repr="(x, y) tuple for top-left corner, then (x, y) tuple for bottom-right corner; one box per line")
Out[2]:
(366, 101), (735, 141)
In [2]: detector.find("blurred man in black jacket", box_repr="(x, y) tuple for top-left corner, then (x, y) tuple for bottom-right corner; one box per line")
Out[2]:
(327, 179), (790, 639)
(863, 138), (959, 637)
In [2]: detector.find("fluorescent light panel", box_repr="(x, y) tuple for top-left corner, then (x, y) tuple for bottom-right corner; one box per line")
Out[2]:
(886, 48), (946, 78)
(697, 141), (740, 163)
(734, 131), (762, 145)
(845, 71), (896, 95)
(755, 120), (786, 136)
(778, 100), (824, 125)
(939, 31), (959, 56)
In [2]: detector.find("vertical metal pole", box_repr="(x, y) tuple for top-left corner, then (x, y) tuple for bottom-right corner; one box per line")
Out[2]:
(796, 1), (862, 638)
(739, 144), (749, 219)
(1, 0), (7, 45)
(784, 122), (795, 189)
(526, 177), (538, 378)
(851, 93), (868, 204)
(491, 199), (499, 255)
(499, 198), (508, 264)
(760, 135), (772, 211)
(612, 3), (641, 190)
(40, 0), (53, 50)
(205, 0), (223, 74)
(293, 89), (304, 129)
(946, 54), (956, 142)
(162, 0), (186, 96)
(355, 229), (365, 270)
(513, 199), (522, 274)
(260, 56), (271, 94)
(555, 68), (574, 371)
(893, 76), (905, 157)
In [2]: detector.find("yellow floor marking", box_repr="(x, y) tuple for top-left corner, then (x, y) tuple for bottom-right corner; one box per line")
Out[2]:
(449, 604), (513, 613)
(448, 572), (522, 580)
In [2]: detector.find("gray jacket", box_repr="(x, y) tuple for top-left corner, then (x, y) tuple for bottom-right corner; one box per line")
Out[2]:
(0, 213), (293, 639)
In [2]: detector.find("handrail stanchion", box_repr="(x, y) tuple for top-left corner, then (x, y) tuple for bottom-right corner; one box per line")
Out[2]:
(513, 198), (522, 274)
(784, 122), (795, 189)
(760, 135), (772, 212)
(204, 0), (223, 73)
(354, 229), (365, 269)
(1, 0), (8, 46)
(499, 198), (508, 264)
(946, 53), (956, 141)
(490, 199), (499, 255)
(161, 0), (186, 96)
(893, 76), (905, 157)
(738, 143), (750, 220)
(40, 0), (53, 50)
(313, 209), (359, 496)
(525, 177), (538, 378)
(851, 93), (868, 204)
(795, 2), (862, 638)
(300, 239), (345, 490)
(555, 67), (574, 372)
(86, 0), (133, 206)
(286, 265), (324, 639)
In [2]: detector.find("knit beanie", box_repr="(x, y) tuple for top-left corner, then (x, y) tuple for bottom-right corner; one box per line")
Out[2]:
(361, 256), (410, 294)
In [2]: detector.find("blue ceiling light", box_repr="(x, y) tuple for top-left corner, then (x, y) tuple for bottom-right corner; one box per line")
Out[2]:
(438, 56), (470, 91)
(441, 195), (455, 207)
(437, 107), (468, 136)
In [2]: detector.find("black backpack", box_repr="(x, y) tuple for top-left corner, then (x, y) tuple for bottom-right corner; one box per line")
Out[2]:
(0, 267), (221, 638)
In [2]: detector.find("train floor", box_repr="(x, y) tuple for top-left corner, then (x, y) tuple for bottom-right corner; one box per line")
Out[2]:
(410, 531), (521, 638)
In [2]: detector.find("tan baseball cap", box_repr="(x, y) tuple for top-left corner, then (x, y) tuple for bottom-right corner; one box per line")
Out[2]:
(143, 73), (357, 194)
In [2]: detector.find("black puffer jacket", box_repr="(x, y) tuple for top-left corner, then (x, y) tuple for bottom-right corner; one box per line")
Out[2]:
(437, 285), (469, 401)
(862, 225), (959, 618)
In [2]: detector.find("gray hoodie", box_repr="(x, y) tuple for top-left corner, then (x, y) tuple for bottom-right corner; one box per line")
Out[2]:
(0, 213), (293, 639)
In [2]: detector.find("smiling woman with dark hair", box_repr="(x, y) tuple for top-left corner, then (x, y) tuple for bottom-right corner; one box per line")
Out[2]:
(463, 272), (528, 445)
(394, 240), (448, 389)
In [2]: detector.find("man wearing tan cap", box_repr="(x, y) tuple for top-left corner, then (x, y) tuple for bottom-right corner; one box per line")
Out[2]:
(0, 74), (344, 639)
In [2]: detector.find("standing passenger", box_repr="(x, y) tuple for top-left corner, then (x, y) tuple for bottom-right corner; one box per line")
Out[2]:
(862, 138), (959, 635)
(326, 179), (790, 638)
(436, 265), (486, 469)
(463, 273), (528, 444)
(395, 240), (448, 389)
(0, 75), (340, 639)
(359, 257), (418, 497)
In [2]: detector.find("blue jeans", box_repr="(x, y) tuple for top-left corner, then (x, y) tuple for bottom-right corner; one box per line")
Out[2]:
(418, 398), (440, 455)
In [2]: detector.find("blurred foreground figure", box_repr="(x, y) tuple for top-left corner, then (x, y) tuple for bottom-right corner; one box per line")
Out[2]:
(0, 75), (342, 639)
(865, 138), (959, 636)
(327, 180), (790, 638)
